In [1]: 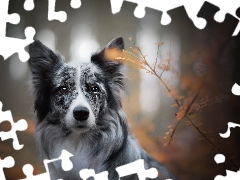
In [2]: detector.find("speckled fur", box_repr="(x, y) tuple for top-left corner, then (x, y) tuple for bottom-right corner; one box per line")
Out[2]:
(28, 38), (175, 180)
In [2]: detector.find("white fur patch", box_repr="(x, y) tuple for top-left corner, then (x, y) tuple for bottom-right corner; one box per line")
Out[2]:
(64, 65), (96, 133)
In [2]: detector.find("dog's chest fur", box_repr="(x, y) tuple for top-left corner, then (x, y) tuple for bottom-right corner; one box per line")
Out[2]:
(36, 120), (142, 180)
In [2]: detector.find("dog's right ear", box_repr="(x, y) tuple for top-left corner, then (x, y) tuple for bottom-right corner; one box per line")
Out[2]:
(28, 40), (64, 78)
(28, 40), (64, 121)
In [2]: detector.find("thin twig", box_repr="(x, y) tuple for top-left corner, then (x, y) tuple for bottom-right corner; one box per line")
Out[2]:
(154, 44), (160, 70)
(139, 49), (181, 108)
(185, 93), (199, 115)
(168, 118), (184, 145)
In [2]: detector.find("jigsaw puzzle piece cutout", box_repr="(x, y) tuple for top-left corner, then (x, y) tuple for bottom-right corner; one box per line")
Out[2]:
(45, 149), (74, 179)
(56, 149), (74, 171)
(116, 159), (158, 180)
(234, 7), (240, 36)
(163, 5), (198, 40)
(44, 149), (74, 171)
(119, 0), (206, 29)
(197, 1), (239, 36)
(232, 83), (240, 96)
(0, 0), (36, 61)
(163, 6), (202, 27)
(115, 1), (143, 18)
(196, 1), (219, 26)
(134, 5), (161, 32)
(47, 159), (76, 180)
(7, 0), (49, 39)
(165, 6), (190, 24)
(26, 0), (79, 22)
(210, 0), (240, 24)
(118, 1), (163, 24)
(0, 0), (20, 30)
(161, 11), (172, 26)
(214, 154), (226, 164)
(219, 122), (240, 138)
(1, 24), (35, 61)
(7, 0), (80, 41)
(156, 1), (206, 27)
(122, 0), (171, 25)
(47, 159), (65, 180)
(18, 27), (36, 61)
(214, 154), (240, 180)
(47, 159), (75, 180)
(6, 13), (20, 26)
(177, 1), (206, 29)
(20, 150), (74, 180)
(20, 164), (50, 180)
(0, 156), (15, 180)
(133, 4), (146, 19)
(111, 0), (147, 19)
(110, 0), (124, 14)
(113, 0), (162, 40)
(236, 7), (240, 19)
(24, 0), (35, 11)
(79, 169), (108, 180)
(7, 0), (72, 39)
(0, 101), (28, 150)
(48, 0), (67, 22)
(214, 170), (240, 180)
(70, 0), (81, 9)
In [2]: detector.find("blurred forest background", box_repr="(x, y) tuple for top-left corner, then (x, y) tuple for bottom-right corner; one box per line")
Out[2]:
(0, 0), (240, 179)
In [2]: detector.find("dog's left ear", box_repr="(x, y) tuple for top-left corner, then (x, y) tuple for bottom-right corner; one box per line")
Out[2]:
(91, 36), (124, 64)
(91, 37), (124, 82)
(105, 36), (124, 50)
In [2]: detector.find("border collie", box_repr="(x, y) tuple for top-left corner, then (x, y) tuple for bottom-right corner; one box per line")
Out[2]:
(28, 37), (175, 180)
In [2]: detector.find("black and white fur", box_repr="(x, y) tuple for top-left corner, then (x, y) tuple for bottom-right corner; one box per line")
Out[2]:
(28, 37), (175, 180)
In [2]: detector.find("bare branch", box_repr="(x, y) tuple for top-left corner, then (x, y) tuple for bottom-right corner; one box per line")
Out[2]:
(126, 38), (239, 170)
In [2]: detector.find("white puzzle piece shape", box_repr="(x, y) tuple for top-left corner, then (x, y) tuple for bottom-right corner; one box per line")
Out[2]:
(116, 159), (158, 180)
(79, 169), (109, 180)
(20, 149), (74, 180)
(0, 156), (15, 180)
(0, 0), (35, 62)
(0, 102), (28, 150)
(24, 0), (35, 11)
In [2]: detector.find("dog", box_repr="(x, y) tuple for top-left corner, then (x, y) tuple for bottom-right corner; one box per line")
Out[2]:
(28, 37), (175, 180)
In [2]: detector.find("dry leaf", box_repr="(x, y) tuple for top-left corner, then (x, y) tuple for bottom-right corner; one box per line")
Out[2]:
(156, 42), (164, 46)
(133, 48), (139, 53)
(171, 104), (178, 107)
(177, 95), (185, 100)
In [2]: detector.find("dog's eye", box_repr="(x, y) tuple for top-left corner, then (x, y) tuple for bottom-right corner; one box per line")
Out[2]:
(91, 86), (100, 93)
(59, 86), (68, 94)
(88, 85), (100, 94)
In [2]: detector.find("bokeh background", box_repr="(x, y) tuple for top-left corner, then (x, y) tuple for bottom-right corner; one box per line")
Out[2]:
(0, 0), (240, 179)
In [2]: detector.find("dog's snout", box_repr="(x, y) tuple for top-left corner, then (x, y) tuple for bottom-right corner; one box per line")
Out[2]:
(73, 107), (89, 121)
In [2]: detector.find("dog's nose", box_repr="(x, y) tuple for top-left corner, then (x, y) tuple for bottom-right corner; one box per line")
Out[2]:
(73, 107), (89, 121)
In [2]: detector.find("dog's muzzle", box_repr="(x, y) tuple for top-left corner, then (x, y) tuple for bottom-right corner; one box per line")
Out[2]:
(73, 106), (89, 121)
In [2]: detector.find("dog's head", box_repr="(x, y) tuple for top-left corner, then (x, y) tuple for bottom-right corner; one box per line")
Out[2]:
(28, 37), (125, 134)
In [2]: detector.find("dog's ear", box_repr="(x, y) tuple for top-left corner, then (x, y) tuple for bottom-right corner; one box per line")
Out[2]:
(105, 36), (124, 50)
(28, 40), (64, 121)
(91, 36), (124, 65)
(28, 40), (64, 78)
(91, 37), (124, 87)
